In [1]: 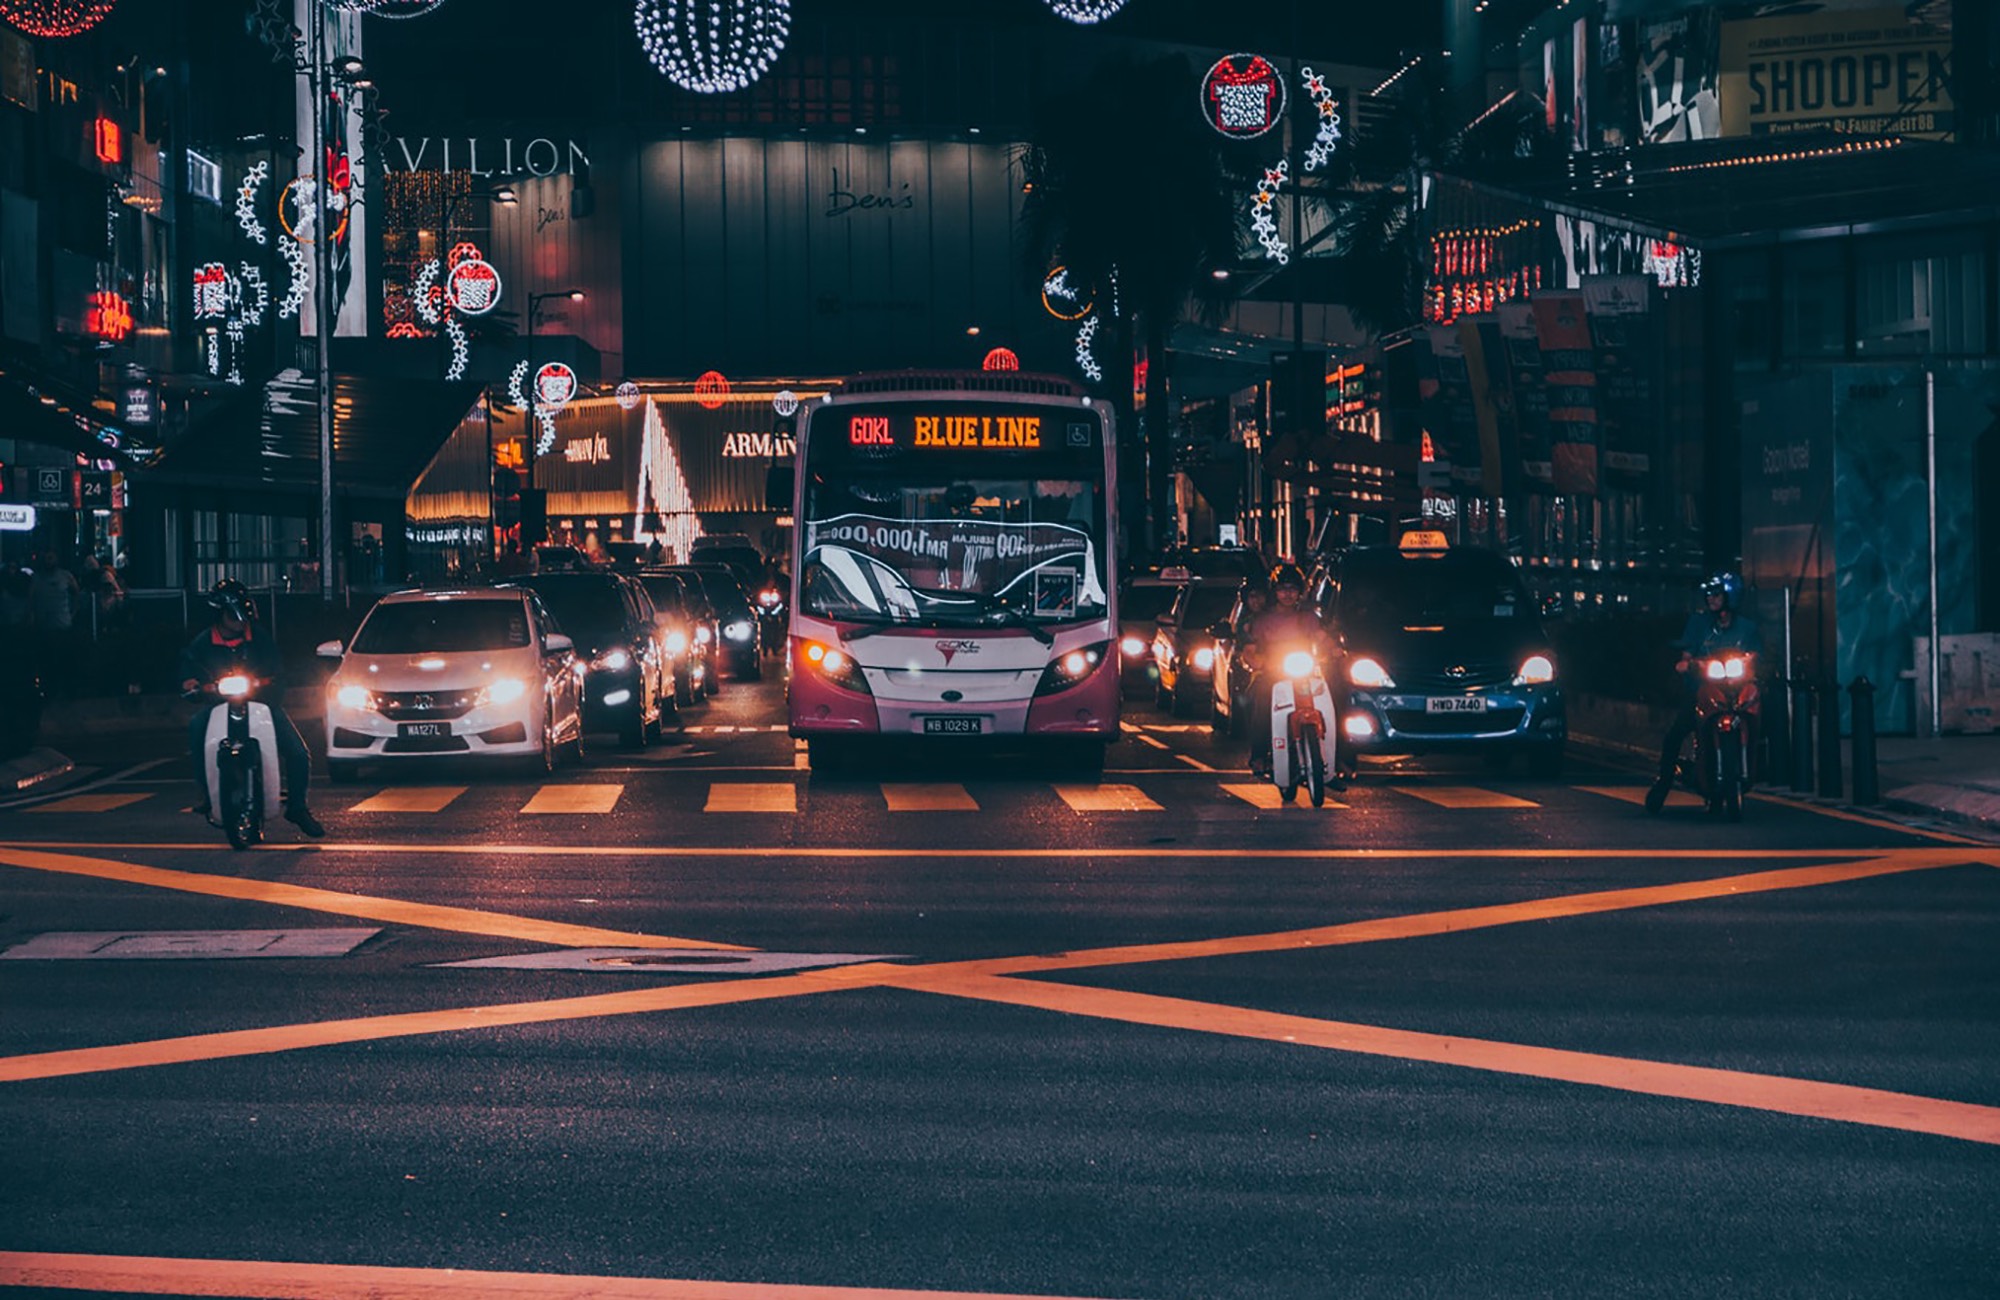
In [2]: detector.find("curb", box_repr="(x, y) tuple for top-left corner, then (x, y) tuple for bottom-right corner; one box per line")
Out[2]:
(0, 748), (76, 793)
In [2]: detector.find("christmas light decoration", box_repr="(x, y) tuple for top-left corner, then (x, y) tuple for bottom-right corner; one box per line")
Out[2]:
(1299, 67), (1342, 171)
(193, 263), (231, 320)
(1042, 0), (1126, 23)
(85, 291), (133, 342)
(634, 0), (791, 95)
(413, 258), (443, 325)
(636, 397), (704, 564)
(0, 0), (117, 39)
(277, 235), (309, 318)
(236, 161), (270, 245)
(444, 318), (469, 381)
(1074, 315), (1103, 383)
(1041, 266), (1092, 321)
(981, 348), (1019, 372)
(1250, 161), (1288, 264)
(329, 0), (447, 15)
(694, 369), (731, 409)
(616, 381), (643, 411)
(772, 389), (799, 417)
(236, 264), (268, 326)
(444, 255), (501, 315)
(1201, 54), (1284, 140)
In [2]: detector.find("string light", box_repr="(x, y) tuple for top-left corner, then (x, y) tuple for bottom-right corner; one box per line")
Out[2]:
(636, 397), (704, 564)
(0, 0), (117, 38)
(1300, 67), (1342, 171)
(1663, 136), (1902, 174)
(325, 0), (446, 15)
(1251, 161), (1289, 264)
(634, 0), (791, 94)
(1370, 53), (1422, 98)
(236, 161), (269, 245)
(1074, 315), (1103, 383)
(1043, 0), (1126, 22)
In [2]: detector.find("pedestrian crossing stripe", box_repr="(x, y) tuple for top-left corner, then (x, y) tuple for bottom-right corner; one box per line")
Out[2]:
(1220, 783), (1347, 810)
(881, 783), (978, 812)
(705, 782), (796, 814)
(348, 787), (466, 814)
(1054, 783), (1163, 812)
(26, 793), (151, 814)
(521, 785), (623, 814)
(1582, 784), (1704, 809)
(1395, 786), (1539, 809)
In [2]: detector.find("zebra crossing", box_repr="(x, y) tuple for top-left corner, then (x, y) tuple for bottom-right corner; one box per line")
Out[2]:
(18, 778), (1670, 819)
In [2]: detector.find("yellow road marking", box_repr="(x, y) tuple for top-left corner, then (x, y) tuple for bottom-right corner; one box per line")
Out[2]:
(347, 786), (466, 814)
(0, 846), (746, 952)
(1395, 785), (1538, 809)
(1219, 783), (1346, 810)
(27, 793), (150, 814)
(882, 783), (978, 812)
(881, 969), (2000, 1148)
(1175, 754), (1217, 772)
(522, 784), (623, 814)
(1582, 784), (1703, 810)
(0, 1252), (1118, 1300)
(706, 782), (797, 813)
(1054, 784), (1162, 812)
(1135, 734), (1169, 750)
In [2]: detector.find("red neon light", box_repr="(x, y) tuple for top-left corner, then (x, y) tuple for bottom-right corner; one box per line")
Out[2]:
(85, 291), (133, 342)
(982, 347), (1020, 372)
(849, 416), (893, 446)
(93, 116), (122, 165)
(1420, 432), (1436, 464)
(693, 369), (731, 410)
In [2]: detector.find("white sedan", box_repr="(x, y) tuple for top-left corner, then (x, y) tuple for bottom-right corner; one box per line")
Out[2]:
(318, 588), (586, 781)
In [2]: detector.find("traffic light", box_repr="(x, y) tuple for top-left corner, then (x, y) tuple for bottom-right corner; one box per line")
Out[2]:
(519, 488), (548, 546)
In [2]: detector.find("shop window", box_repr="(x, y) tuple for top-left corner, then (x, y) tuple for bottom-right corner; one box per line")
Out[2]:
(1718, 253), (1774, 373)
(1855, 234), (1986, 357)
(1780, 243), (1845, 360)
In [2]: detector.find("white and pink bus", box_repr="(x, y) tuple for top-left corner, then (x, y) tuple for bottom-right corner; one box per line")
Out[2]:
(778, 370), (1120, 772)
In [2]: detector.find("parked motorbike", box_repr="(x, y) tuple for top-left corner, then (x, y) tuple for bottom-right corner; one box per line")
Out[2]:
(1267, 646), (1339, 807)
(755, 583), (788, 654)
(1683, 651), (1760, 820)
(189, 671), (282, 850)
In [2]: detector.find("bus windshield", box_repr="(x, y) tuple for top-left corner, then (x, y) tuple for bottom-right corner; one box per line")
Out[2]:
(800, 401), (1109, 628)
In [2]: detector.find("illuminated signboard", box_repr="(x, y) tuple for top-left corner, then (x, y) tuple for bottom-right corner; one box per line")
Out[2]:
(844, 410), (1099, 451)
(849, 416), (893, 446)
(85, 291), (133, 342)
(914, 414), (1042, 448)
(93, 115), (121, 165)
(0, 504), (36, 532)
(1201, 54), (1285, 140)
(722, 431), (797, 458)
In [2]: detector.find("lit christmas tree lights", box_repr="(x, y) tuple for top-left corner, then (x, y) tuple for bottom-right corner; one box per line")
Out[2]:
(636, 397), (704, 563)
(634, 0), (791, 94)
(1043, 0), (1127, 23)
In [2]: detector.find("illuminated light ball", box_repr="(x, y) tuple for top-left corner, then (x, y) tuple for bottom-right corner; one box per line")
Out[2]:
(326, 0), (447, 15)
(634, 0), (791, 95)
(982, 347), (1020, 372)
(1043, 0), (1126, 23)
(615, 381), (642, 411)
(772, 389), (799, 418)
(0, 0), (118, 38)
(693, 369), (731, 410)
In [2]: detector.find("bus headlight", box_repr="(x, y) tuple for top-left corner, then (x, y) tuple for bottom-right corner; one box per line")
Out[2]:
(801, 640), (871, 694)
(1036, 642), (1109, 696)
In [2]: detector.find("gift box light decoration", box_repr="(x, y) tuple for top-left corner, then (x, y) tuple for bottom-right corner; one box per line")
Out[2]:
(634, 0), (791, 94)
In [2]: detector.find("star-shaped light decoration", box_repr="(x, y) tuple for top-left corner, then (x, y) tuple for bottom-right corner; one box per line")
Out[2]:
(1300, 66), (1343, 171)
(1250, 161), (1289, 264)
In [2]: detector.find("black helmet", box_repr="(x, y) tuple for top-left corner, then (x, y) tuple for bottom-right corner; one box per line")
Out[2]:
(1268, 563), (1307, 592)
(1698, 572), (1743, 609)
(206, 578), (257, 622)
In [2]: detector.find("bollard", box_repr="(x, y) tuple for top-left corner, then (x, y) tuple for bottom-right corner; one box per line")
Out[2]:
(1817, 677), (1844, 800)
(1849, 677), (1879, 806)
(1790, 679), (1816, 793)
(1763, 676), (1790, 789)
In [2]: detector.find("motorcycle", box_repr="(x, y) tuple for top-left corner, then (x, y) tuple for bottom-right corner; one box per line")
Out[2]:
(189, 671), (282, 850)
(1267, 646), (1339, 807)
(755, 583), (788, 655)
(1686, 651), (1760, 820)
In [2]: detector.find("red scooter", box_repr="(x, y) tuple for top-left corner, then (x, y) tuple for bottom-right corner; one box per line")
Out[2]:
(1690, 651), (1760, 819)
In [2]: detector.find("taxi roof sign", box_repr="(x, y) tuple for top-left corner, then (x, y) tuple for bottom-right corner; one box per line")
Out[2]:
(1398, 529), (1450, 552)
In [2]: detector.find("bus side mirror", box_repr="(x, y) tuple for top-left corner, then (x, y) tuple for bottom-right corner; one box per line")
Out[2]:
(765, 465), (795, 511)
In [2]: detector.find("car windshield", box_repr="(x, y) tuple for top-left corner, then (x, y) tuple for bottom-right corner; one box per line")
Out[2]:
(665, 568), (746, 612)
(520, 579), (626, 638)
(1178, 586), (1237, 627)
(1120, 585), (1181, 621)
(1337, 553), (1533, 633)
(352, 599), (531, 653)
(638, 576), (686, 614)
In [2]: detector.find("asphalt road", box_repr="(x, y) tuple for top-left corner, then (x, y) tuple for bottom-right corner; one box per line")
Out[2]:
(1, 673), (1997, 1299)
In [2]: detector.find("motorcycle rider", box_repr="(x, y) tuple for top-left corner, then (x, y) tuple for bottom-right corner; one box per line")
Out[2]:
(1238, 563), (1330, 778)
(178, 578), (325, 838)
(1647, 571), (1764, 811)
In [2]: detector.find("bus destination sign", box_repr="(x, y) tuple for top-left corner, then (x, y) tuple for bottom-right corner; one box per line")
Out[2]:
(847, 413), (1047, 449)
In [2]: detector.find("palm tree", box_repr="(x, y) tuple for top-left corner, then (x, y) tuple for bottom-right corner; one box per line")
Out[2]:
(1017, 52), (1243, 558)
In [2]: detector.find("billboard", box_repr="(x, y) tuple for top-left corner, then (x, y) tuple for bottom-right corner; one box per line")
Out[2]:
(1719, 7), (1953, 139)
(1637, 10), (1721, 144)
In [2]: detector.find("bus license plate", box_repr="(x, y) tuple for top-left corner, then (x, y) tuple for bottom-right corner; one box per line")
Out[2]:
(922, 716), (983, 735)
(1425, 697), (1487, 714)
(398, 722), (451, 738)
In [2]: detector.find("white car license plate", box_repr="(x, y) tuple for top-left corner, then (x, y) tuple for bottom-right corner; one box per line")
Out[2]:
(398, 721), (452, 738)
(1425, 697), (1487, 714)
(922, 716), (983, 735)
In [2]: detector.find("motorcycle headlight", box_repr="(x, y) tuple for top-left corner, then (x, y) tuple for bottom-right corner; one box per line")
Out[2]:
(724, 620), (754, 641)
(216, 674), (252, 698)
(480, 677), (527, 706)
(757, 589), (781, 608)
(800, 640), (871, 694)
(1348, 656), (1395, 689)
(1036, 642), (1109, 696)
(1705, 659), (1727, 681)
(1120, 636), (1146, 657)
(1191, 646), (1215, 672)
(665, 630), (688, 655)
(1515, 654), (1555, 685)
(334, 683), (373, 711)
(1282, 650), (1316, 679)
(594, 649), (631, 671)
(1723, 656), (1748, 680)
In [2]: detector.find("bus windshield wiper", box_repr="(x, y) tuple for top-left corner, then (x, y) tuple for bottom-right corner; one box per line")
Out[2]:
(986, 602), (1054, 646)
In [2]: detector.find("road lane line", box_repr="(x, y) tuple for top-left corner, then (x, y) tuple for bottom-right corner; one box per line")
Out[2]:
(884, 970), (2000, 1148)
(1053, 784), (1163, 812)
(1395, 785), (1539, 809)
(882, 783), (978, 812)
(706, 782), (797, 813)
(1174, 753), (1217, 772)
(1219, 783), (1345, 810)
(918, 855), (1948, 978)
(26, 793), (150, 814)
(346, 787), (467, 814)
(0, 847), (746, 952)
(0, 969), (864, 1084)
(0, 1252), (1121, 1300)
(1134, 734), (1170, 750)
(522, 784), (624, 814)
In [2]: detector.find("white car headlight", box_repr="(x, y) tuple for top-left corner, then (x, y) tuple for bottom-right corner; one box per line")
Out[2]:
(1120, 636), (1146, 657)
(1348, 656), (1395, 689)
(724, 620), (753, 641)
(594, 648), (631, 671)
(1515, 654), (1555, 685)
(665, 630), (688, 655)
(696, 626), (712, 645)
(482, 677), (527, 706)
(1192, 646), (1215, 672)
(335, 683), (374, 711)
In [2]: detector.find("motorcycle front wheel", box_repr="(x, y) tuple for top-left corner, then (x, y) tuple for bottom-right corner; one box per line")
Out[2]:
(218, 761), (255, 851)
(1303, 730), (1327, 807)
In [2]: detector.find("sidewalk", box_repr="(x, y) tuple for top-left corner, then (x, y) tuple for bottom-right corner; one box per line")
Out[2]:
(2, 689), (324, 794)
(1568, 692), (2000, 835)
